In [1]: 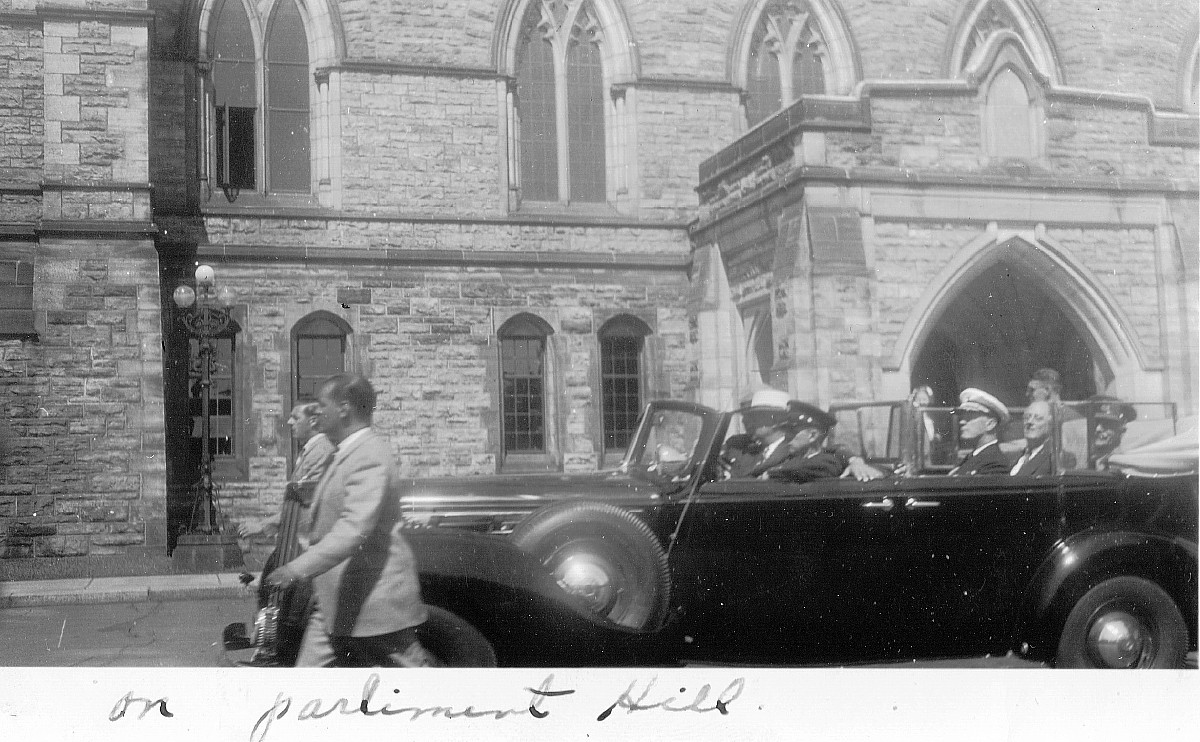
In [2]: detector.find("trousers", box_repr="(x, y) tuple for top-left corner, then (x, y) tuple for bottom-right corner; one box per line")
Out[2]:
(295, 604), (439, 668)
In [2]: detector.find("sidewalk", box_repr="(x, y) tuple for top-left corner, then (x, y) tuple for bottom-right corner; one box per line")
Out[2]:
(0, 573), (252, 609)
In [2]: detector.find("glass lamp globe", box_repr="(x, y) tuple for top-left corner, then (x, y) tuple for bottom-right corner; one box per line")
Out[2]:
(173, 285), (196, 308)
(216, 285), (235, 308)
(194, 264), (216, 286)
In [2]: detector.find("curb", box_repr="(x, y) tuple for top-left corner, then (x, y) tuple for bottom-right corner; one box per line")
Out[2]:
(0, 573), (252, 609)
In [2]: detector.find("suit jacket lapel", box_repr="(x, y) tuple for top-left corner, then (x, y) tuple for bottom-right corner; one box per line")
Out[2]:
(750, 441), (790, 476)
(308, 429), (377, 530)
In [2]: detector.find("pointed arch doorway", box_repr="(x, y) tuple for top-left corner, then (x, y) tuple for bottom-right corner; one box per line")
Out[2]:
(910, 260), (1099, 407)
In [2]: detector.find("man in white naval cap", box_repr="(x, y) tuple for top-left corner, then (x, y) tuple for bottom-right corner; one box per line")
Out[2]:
(949, 387), (1012, 476)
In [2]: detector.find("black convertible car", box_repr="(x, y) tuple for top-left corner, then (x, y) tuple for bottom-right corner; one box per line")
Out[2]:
(228, 397), (1198, 669)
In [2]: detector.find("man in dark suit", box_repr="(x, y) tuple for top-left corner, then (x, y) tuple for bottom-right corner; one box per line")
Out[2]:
(768, 402), (848, 484)
(949, 387), (1011, 476)
(1010, 399), (1055, 476)
(266, 373), (435, 667)
(1087, 394), (1137, 469)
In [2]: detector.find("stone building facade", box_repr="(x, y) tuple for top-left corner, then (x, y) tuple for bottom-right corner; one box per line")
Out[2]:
(0, 0), (1196, 565)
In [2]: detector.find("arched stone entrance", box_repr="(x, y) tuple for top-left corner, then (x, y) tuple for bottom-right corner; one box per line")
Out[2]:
(911, 260), (1098, 406)
(888, 233), (1157, 407)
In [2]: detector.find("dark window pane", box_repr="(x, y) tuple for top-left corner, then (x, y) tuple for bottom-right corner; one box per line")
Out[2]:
(501, 335), (546, 453)
(268, 60), (308, 109)
(517, 30), (558, 201)
(266, 0), (310, 193)
(212, 0), (256, 108)
(295, 321), (346, 402)
(268, 111), (310, 192)
(601, 335), (642, 449)
(792, 43), (825, 96)
(566, 35), (605, 202)
(746, 36), (781, 127)
(752, 312), (774, 384)
(216, 106), (256, 189)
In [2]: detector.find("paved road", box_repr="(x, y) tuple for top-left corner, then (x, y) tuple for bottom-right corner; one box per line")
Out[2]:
(0, 596), (257, 667)
(0, 596), (1193, 668)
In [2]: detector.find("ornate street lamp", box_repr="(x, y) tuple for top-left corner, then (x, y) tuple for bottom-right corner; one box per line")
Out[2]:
(171, 264), (243, 571)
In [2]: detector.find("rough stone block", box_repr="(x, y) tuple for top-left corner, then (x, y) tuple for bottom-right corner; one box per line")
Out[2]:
(36, 535), (90, 557)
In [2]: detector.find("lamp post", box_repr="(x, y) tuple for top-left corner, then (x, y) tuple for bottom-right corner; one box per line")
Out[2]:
(171, 264), (243, 571)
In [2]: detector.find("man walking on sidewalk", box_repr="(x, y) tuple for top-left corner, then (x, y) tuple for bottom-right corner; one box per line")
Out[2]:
(265, 373), (436, 667)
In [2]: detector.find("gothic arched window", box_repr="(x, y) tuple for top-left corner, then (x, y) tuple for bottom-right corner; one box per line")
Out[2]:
(598, 315), (650, 453)
(292, 313), (349, 402)
(510, 0), (631, 206)
(499, 314), (554, 454)
(744, 0), (828, 128)
(207, 0), (311, 197)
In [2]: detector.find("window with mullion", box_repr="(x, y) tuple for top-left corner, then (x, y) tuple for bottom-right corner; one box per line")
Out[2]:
(600, 335), (642, 449)
(744, 1), (829, 128)
(295, 319), (346, 401)
(501, 336), (547, 453)
(208, 0), (311, 197)
(514, 0), (608, 204)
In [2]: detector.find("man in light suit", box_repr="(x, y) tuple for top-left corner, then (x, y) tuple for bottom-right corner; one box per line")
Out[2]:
(238, 399), (335, 542)
(238, 399), (337, 667)
(266, 373), (435, 667)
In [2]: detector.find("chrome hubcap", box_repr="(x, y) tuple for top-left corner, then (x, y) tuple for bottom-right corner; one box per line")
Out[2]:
(1087, 610), (1152, 668)
(551, 551), (619, 615)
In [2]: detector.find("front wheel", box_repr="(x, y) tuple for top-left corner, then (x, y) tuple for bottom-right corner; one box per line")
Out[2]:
(509, 500), (671, 630)
(1055, 576), (1187, 669)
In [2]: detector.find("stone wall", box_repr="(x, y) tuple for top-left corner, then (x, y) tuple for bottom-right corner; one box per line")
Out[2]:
(211, 256), (690, 564)
(827, 96), (1200, 177)
(1, 1), (164, 562)
(0, 16), (43, 189)
(637, 86), (742, 214)
(1, 240), (164, 558)
(338, 73), (501, 213)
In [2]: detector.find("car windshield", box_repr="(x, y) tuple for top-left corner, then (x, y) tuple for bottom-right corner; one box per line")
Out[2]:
(624, 405), (708, 488)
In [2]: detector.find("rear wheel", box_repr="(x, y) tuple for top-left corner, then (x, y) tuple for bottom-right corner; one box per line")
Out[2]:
(510, 500), (671, 630)
(417, 606), (497, 667)
(1055, 576), (1187, 669)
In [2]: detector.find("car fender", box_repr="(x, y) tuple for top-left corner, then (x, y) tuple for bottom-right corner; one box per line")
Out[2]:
(402, 526), (680, 666)
(1017, 528), (1198, 660)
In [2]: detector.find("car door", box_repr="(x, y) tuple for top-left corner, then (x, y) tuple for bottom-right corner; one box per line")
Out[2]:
(666, 476), (905, 665)
(883, 473), (1064, 659)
